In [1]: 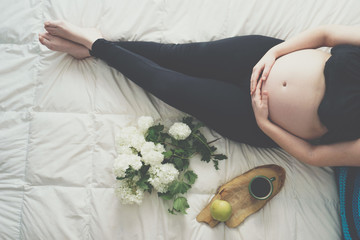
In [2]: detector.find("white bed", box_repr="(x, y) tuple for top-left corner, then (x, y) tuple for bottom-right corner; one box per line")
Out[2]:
(1, 0), (360, 239)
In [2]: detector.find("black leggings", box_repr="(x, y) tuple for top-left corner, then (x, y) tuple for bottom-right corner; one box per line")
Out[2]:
(90, 35), (284, 147)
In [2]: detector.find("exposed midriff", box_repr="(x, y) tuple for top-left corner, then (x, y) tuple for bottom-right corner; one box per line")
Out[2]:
(261, 49), (331, 140)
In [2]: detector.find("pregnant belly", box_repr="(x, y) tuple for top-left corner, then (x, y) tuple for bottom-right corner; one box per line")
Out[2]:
(262, 49), (330, 140)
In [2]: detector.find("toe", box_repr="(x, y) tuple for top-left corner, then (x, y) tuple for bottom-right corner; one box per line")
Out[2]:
(44, 21), (56, 28)
(38, 35), (53, 49)
(45, 26), (58, 36)
(44, 21), (54, 27)
(40, 32), (52, 40)
(44, 32), (52, 38)
(41, 38), (54, 50)
(38, 35), (45, 45)
(45, 20), (65, 28)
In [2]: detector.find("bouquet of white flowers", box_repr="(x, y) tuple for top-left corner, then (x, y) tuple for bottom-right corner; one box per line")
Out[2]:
(113, 116), (227, 214)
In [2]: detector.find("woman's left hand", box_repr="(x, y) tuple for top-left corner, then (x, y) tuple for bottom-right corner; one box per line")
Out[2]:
(251, 79), (270, 129)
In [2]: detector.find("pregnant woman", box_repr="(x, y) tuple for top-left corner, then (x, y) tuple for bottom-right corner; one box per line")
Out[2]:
(38, 22), (360, 167)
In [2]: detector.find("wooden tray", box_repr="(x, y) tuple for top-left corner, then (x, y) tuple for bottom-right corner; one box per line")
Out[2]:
(196, 164), (286, 228)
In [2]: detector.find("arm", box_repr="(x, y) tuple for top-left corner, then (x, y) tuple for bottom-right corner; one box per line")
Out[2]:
(251, 80), (360, 167)
(271, 25), (360, 57)
(260, 119), (360, 167)
(251, 25), (360, 93)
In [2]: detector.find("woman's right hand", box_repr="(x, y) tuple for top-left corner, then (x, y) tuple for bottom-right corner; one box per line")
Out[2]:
(250, 50), (277, 95)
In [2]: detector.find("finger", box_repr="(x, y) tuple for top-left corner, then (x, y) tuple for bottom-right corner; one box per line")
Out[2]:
(251, 66), (261, 94)
(250, 72), (256, 94)
(262, 90), (269, 104)
(254, 79), (262, 100)
(256, 78), (263, 92)
(254, 79), (265, 103)
(261, 66), (271, 81)
(250, 72), (254, 93)
(251, 80), (259, 99)
(251, 85), (260, 106)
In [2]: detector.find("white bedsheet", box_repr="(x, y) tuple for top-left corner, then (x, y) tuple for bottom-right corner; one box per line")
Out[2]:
(1, 0), (360, 239)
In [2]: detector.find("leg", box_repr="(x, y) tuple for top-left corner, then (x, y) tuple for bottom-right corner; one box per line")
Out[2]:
(41, 20), (278, 146)
(90, 39), (277, 147)
(112, 36), (283, 87)
(42, 20), (282, 86)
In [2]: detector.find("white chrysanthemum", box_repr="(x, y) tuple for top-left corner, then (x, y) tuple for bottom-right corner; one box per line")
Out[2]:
(113, 153), (142, 178)
(168, 122), (191, 140)
(116, 126), (138, 146)
(114, 179), (144, 205)
(142, 150), (164, 166)
(116, 126), (146, 151)
(148, 163), (179, 193)
(129, 133), (146, 151)
(137, 116), (154, 134)
(154, 143), (165, 154)
(116, 145), (133, 155)
(140, 141), (156, 154)
(140, 142), (165, 166)
(141, 142), (165, 154)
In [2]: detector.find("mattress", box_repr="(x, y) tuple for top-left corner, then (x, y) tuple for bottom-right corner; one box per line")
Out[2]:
(1, 0), (360, 239)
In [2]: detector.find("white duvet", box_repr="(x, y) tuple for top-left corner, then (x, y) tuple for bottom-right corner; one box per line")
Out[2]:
(1, 0), (360, 239)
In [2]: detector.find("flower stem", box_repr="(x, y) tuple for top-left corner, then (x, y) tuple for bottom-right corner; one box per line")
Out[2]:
(159, 141), (179, 149)
(207, 137), (221, 145)
(191, 133), (212, 152)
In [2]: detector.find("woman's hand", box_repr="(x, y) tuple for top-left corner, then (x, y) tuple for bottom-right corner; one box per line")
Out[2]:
(251, 79), (270, 129)
(250, 50), (277, 95)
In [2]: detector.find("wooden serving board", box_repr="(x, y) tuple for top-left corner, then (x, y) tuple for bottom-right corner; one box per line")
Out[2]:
(196, 164), (286, 228)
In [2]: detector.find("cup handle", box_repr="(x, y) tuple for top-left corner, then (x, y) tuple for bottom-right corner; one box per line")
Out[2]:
(269, 177), (276, 182)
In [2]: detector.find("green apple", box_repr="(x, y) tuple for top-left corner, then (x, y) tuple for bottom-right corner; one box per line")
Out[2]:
(210, 199), (232, 222)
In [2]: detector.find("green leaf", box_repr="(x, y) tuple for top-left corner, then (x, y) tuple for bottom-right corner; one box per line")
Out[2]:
(183, 139), (192, 148)
(161, 132), (171, 138)
(201, 151), (211, 163)
(173, 197), (190, 214)
(213, 154), (228, 160)
(184, 147), (197, 158)
(171, 138), (180, 146)
(192, 132), (212, 163)
(163, 150), (173, 159)
(192, 122), (204, 132)
(158, 191), (174, 200)
(209, 146), (217, 152)
(182, 117), (195, 129)
(182, 159), (190, 171)
(174, 149), (185, 155)
(139, 164), (150, 175)
(146, 124), (164, 142)
(136, 174), (151, 191)
(159, 132), (170, 142)
(213, 160), (219, 170)
(184, 170), (198, 185)
(124, 166), (138, 179)
(173, 157), (184, 170)
(168, 181), (191, 195)
(151, 124), (165, 132)
(196, 132), (207, 144)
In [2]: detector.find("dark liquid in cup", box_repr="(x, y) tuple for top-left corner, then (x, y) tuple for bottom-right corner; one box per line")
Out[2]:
(250, 177), (271, 198)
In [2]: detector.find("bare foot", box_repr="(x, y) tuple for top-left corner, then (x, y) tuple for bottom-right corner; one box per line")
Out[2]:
(44, 20), (102, 49)
(38, 32), (91, 59)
